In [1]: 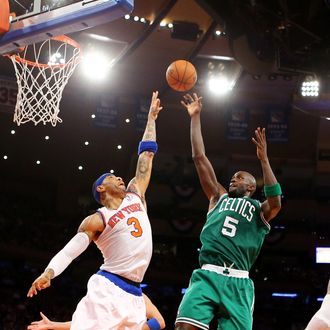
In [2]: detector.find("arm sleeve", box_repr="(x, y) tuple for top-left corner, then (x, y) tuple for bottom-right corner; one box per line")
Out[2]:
(46, 232), (90, 277)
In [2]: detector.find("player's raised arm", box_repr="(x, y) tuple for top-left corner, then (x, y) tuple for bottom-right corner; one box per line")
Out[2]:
(127, 91), (163, 203)
(27, 213), (104, 298)
(252, 127), (281, 221)
(181, 93), (226, 207)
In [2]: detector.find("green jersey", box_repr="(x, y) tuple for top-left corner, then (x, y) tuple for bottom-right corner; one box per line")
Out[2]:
(199, 193), (270, 271)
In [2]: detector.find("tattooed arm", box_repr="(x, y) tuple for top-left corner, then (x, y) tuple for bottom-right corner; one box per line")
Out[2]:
(127, 91), (163, 205)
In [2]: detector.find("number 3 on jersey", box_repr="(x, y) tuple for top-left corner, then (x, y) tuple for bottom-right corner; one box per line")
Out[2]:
(127, 217), (143, 237)
(221, 216), (239, 237)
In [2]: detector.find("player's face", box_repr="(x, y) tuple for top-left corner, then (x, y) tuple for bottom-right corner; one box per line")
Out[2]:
(102, 175), (126, 192)
(228, 171), (254, 197)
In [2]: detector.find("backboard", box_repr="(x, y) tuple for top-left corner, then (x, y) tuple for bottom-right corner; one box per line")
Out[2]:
(0, 0), (134, 54)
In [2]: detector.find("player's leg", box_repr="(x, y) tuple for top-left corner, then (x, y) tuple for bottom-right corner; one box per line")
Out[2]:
(175, 323), (201, 330)
(175, 269), (219, 330)
(217, 277), (255, 330)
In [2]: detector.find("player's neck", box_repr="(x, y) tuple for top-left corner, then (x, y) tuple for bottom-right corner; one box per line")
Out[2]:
(103, 195), (124, 210)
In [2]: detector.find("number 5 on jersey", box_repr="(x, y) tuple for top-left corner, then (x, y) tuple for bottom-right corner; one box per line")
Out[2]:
(127, 217), (143, 237)
(221, 216), (239, 237)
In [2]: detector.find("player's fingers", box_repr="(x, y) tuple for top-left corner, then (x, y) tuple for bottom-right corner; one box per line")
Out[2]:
(251, 137), (260, 147)
(255, 129), (262, 140)
(180, 101), (188, 109)
(27, 289), (36, 297)
(185, 94), (194, 102)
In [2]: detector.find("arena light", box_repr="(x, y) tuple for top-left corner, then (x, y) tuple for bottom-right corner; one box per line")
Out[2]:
(82, 52), (110, 81)
(208, 76), (234, 95)
(300, 76), (320, 97)
(272, 293), (298, 298)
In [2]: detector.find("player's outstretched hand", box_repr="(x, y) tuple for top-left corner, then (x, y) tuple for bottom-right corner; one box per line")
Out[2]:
(27, 312), (53, 330)
(181, 93), (203, 117)
(27, 273), (51, 298)
(252, 127), (268, 161)
(148, 91), (163, 121)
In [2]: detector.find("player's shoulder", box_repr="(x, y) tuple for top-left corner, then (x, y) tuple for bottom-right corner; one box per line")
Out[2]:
(80, 212), (105, 230)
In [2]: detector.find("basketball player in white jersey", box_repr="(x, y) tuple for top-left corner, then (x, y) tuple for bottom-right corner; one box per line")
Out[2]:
(27, 91), (164, 330)
(305, 279), (330, 330)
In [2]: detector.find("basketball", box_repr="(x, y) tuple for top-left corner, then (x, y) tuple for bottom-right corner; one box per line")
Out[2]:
(166, 60), (197, 92)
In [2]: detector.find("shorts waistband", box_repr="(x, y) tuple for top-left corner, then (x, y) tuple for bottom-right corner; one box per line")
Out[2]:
(97, 270), (142, 296)
(201, 264), (249, 278)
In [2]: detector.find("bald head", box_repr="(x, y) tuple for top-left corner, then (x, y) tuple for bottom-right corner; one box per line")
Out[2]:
(228, 171), (257, 197)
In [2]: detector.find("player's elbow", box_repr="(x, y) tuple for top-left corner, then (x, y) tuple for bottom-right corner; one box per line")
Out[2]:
(158, 317), (166, 329)
(192, 153), (206, 164)
(269, 205), (281, 220)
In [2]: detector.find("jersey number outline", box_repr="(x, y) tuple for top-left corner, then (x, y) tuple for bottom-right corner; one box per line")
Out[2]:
(221, 216), (239, 237)
(127, 217), (143, 237)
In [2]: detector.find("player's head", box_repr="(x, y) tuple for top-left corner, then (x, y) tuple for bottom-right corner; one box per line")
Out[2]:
(92, 173), (126, 204)
(228, 171), (256, 198)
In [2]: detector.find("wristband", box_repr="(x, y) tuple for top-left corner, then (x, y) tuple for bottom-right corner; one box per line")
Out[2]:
(263, 183), (282, 197)
(146, 318), (161, 330)
(138, 141), (158, 155)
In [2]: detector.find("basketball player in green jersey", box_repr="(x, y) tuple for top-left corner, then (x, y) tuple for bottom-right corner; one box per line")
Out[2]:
(175, 93), (282, 330)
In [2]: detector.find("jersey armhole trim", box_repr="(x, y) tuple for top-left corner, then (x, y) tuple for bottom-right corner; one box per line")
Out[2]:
(96, 210), (106, 227)
(260, 211), (271, 230)
(207, 193), (228, 216)
(127, 191), (142, 200)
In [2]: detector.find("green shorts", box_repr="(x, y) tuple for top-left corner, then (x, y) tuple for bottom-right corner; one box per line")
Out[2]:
(175, 268), (255, 330)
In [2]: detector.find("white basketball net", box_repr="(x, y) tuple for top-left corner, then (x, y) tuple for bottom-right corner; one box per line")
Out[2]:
(8, 36), (81, 126)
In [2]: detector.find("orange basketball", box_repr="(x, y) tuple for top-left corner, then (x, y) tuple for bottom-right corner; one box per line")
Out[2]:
(166, 60), (197, 92)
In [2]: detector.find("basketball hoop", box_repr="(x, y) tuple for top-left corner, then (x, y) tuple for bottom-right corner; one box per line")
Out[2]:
(6, 35), (81, 126)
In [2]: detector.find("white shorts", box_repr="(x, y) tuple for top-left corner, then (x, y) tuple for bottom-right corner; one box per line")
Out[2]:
(306, 294), (330, 330)
(71, 272), (146, 330)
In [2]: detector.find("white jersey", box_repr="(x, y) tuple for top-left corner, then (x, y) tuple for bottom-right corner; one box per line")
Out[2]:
(95, 192), (152, 283)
